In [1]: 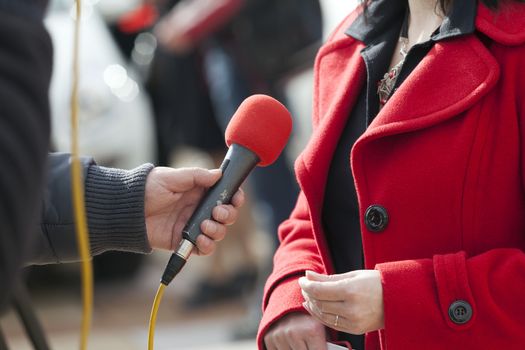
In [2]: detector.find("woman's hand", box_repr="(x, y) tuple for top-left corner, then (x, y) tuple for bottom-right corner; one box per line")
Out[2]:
(264, 312), (328, 350)
(299, 270), (384, 335)
(144, 166), (244, 255)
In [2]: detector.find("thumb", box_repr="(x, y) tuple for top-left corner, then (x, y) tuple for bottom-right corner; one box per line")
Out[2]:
(305, 270), (353, 282)
(305, 270), (331, 281)
(160, 167), (222, 192)
(191, 168), (222, 188)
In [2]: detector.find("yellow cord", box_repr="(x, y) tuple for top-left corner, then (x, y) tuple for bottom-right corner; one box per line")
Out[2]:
(70, 1), (94, 349)
(148, 283), (166, 350)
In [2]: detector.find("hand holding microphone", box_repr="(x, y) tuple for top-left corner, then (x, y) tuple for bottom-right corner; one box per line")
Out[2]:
(144, 167), (245, 255)
(161, 94), (292, 285)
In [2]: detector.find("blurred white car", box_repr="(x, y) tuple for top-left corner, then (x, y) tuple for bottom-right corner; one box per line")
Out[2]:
(45, 0), (155, 169)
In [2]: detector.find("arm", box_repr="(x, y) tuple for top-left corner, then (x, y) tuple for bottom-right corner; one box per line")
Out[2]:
(257, 191), (328, 349)
(31, 154), (245, 264)
(29, 153), (154, 264)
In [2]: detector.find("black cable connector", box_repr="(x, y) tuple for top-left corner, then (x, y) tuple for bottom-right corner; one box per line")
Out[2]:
(161, 239), (194, 285)
(161, 253), (187, 286)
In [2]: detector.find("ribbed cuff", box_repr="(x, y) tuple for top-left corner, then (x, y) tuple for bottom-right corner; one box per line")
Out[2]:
(85, 163), (155, 256)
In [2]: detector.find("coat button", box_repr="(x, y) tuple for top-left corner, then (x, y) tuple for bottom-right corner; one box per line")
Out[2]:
(364, 205), (389, 232)
(448, 300), (473, 324)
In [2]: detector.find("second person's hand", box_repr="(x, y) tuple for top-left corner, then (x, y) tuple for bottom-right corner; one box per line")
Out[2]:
(264, 312), (328, 350)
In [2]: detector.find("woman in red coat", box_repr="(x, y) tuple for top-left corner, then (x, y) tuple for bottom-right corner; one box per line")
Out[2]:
(259, 0), (525, 349)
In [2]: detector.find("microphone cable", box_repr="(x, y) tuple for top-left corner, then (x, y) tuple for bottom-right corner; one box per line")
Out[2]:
(148, 245), (190, 349)
(70, 0), (94, 349)
(147, 283), (166, 350)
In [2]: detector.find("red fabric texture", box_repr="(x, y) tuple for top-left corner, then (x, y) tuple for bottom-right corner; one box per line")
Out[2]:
(225, 94), (292, 167)
(258, 1), (525, 349)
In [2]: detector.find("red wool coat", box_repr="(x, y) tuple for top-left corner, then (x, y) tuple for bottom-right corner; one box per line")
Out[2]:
(258, 2), (525, 349)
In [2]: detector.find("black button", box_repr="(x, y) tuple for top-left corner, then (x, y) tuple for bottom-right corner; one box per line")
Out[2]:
(448, 300), (473, 324)
(364, 205), (388, 232)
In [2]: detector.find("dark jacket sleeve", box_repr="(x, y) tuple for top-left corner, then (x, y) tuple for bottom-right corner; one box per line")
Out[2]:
(0, 8), (53, 310)
(29, 153), (154, 265)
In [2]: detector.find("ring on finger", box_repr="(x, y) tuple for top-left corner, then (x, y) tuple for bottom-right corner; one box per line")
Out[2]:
(334, 314), (339, 327)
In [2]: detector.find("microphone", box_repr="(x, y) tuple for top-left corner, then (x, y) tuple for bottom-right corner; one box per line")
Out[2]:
(161, 94), (292, 285)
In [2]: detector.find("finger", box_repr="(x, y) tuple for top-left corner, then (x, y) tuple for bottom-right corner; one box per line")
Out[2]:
(264, 333), (281, 350)
(303, 300), (321, 318)
(212, 205), (238, 226)
(301, 289), (310, 303)
(271, 332), (292, 350)
(161, 167), (222, 193)
(306, 270), (357, 282)
(230, 187), (245, 208)
(264, 337), (277, 350)
(192, 168), (222, 187)
(200, 219), (227, 242)
(285, 314), (327, 350)
(194, 232), (217, 256)
(311, 299), (347, 316)
(299, 277), (344, 301)
(301, 291), (328, 317)
(305, 271), (331, 281)
(301, 290), (321, 307)
(304, 331), (328, 350)
(283, 332), (307, 350)
(169, 207), (195, 250)
(303, 301), (323, 322)
(304, 301), (343, 332)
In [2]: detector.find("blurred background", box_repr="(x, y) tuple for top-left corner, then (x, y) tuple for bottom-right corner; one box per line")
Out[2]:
(1, 0), (357, 348)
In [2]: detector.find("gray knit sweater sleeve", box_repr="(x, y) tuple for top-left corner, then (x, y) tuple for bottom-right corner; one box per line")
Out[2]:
(85, 162), (154, 256)
(29, 153), (154, 265)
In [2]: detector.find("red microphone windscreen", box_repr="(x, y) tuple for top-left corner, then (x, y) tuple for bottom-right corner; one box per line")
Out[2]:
(225, 95), (292, 167)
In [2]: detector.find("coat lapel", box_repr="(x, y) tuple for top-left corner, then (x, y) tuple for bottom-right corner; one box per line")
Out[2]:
(294, 9), (501, 269)
(296, 35), (366, 208)
(359, 34), (500, 143)
(294, 34), (366, 272)
(297, 31), (500, 205)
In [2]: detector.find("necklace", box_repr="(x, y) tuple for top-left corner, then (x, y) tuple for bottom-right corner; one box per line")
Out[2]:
(377, 36), (408, 108)
(377, 7), (444, 109)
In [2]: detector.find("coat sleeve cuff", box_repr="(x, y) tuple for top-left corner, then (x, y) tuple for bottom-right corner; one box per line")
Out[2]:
(375, 258), (438, 348)
(257, 275), (308, 349)
(375, 252), (476, 349)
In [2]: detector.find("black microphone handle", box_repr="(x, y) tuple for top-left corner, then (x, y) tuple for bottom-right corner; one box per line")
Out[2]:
(182, 143), (259, 245)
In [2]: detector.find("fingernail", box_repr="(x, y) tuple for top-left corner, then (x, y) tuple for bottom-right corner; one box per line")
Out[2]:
(298, 276), (306, 287)
(302, 301), (309, 311)
(215, 207), (228, 221)
(306, 270), (318, 278)
(203, 220), (217, 234)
